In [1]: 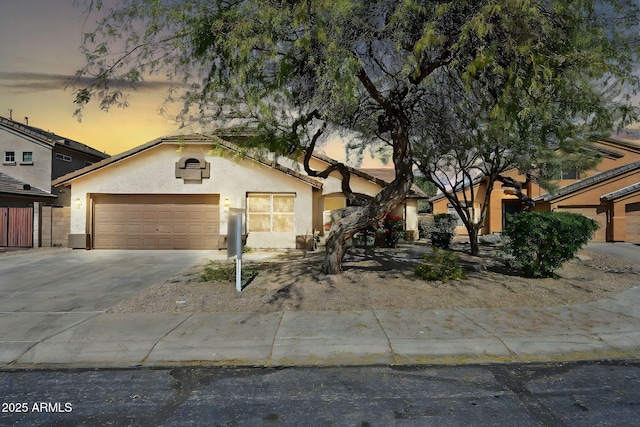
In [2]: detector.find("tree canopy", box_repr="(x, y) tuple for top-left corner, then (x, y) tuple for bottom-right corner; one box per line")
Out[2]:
(74, 0), (640, 268)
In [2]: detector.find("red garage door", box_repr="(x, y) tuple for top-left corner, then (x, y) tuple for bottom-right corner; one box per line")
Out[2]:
(93, 195), (220, 249)
(0, 207), (33, 247)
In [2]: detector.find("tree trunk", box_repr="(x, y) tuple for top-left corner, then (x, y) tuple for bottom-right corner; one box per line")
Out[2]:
(469, 226), (480, 256)
(323, 224), (347, 275)
(320, 135), (414, 274)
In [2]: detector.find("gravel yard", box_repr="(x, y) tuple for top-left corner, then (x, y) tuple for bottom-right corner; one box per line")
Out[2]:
(109, 243), (639, 313)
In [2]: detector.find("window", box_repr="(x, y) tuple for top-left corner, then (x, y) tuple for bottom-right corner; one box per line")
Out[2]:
(84, 161), (93, 167)
(4, 151), (15, 162)
(56, 153), (72, 162)
(561, 169), (578, 180)
(247, 193), (295, 233)
(447, 204), (464, 226)
(22, 152), (33, 163)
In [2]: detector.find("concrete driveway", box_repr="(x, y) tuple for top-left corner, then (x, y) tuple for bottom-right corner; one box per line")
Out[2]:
(586, 242), (640, 264)
(0, 250), (213, 313)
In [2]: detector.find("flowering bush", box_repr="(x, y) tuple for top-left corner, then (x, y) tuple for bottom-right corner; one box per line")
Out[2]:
(380, 215), (405, 248)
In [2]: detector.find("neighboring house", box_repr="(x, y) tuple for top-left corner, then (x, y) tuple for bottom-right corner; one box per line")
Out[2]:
(431, 137), (640, 242)
(0, 115), (109, 247)
(305, 152), (425, 241)
(53, 134), (425, 250)
(0, 173), (57, 247)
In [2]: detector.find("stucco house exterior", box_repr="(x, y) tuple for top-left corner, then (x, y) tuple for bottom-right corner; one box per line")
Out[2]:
(0, 115), (109, 247)
(53, 134), (425, 250)
(431, 137), (640, 242)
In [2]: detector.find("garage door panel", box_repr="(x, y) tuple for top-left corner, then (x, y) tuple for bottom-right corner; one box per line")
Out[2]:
(94, 195), (220, 249)
(559, 207), (607, 242)
(143, 211), (158, 220)
(626, 202), (640, 242)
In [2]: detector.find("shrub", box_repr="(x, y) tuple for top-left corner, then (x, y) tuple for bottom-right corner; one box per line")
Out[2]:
(383, 215), (405, 248)
(500, 211), (599, 277)
(200, 260), (257, 282)
(430, 213), (457, 248)
(414, 248), (467, 281)
(418, 215), (434, 239)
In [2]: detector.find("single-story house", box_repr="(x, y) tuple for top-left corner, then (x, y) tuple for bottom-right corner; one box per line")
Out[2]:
(53, 134), (425, 250)
(431, 137), (640, 242)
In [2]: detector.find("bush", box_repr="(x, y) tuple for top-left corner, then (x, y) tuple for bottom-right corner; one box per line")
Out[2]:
(418, 215), (434, 239)
(200, 260), (257, 282)
(414, 248), (467, 281)
(500, 211), (599, 277)
(382, 215), (405, 248)
(430, 213), (457, 248)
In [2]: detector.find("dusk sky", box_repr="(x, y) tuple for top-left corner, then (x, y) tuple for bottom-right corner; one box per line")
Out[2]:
(0, 0), (184, 155)
(6, 2), (634, 166)
(0, 0), (368, 164)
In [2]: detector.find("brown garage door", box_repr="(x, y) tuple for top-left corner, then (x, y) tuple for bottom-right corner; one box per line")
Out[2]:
(558, 206), (607, 242)
(626, 202), (640, 243)
(93, 195), (220, 249)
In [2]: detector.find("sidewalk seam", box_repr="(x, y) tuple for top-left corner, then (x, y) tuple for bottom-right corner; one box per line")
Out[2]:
(139, 313), (195, 365)
(4, 312), (102, 368)
(372, 310), (398, 364)
(266, 312), (285, 367)
(454, 309), (517, 358)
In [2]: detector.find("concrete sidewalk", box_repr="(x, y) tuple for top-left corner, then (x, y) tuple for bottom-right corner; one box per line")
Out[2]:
(2, 286), (639, 369)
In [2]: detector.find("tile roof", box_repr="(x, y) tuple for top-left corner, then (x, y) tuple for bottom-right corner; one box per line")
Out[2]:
(535, 159), (640, 202)
(357, 168), (427, 198)
(53, 134), (323, 189)
(600, 182), (640, 201)
(0, 173), (56, 198)
(0, 116), (109, 159)
(309, 152), (426, 198)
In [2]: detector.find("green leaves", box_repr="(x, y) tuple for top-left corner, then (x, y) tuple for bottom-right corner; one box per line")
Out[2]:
(501, 211), (599, 277)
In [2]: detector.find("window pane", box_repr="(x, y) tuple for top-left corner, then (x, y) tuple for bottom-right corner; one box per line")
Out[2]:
(248, 214), (271, 232)
(248, 195), (271, 213)
(273, 214), (294, 232)
(4, 151), (15, 162)
(273, 195), (294, 213)
(22, 152), (32, 162)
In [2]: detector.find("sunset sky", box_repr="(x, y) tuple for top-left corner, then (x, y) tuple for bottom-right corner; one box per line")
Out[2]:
(6, 1), (633, 168)
(0, 0), (181, 155)
(0, 0), (379, 165)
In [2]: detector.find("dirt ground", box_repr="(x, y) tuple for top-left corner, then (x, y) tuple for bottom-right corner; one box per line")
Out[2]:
(110, 242), (640, 313)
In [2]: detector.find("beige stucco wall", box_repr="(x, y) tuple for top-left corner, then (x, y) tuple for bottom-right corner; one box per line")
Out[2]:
(66, 143), (315, 249)
(0, 130), (52, 191)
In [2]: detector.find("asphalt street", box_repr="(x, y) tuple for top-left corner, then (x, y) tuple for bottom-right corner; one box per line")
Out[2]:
(1, 361), (639, 426)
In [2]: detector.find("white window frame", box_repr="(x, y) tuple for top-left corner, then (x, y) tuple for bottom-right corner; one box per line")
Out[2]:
(4, 151), (15, 163)
(247, 193), (295, 233)
(56, 153), (72, 162)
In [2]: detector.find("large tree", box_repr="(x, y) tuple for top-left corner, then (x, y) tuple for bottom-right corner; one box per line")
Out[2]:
(411, 1), (639, 256)
(73, 0), (639, 270)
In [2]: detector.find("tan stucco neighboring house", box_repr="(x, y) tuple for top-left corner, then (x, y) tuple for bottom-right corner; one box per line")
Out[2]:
(431, 137), (640, 242)
(534, 160), (640, 242)
(53, 134), (425, 250)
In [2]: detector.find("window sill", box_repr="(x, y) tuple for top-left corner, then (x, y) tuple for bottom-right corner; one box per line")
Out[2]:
(2, 162), (16, 166)
(20, 162), (34, 166)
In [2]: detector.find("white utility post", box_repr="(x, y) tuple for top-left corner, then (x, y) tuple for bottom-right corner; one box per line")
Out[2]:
(227, 207), (245, 292)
